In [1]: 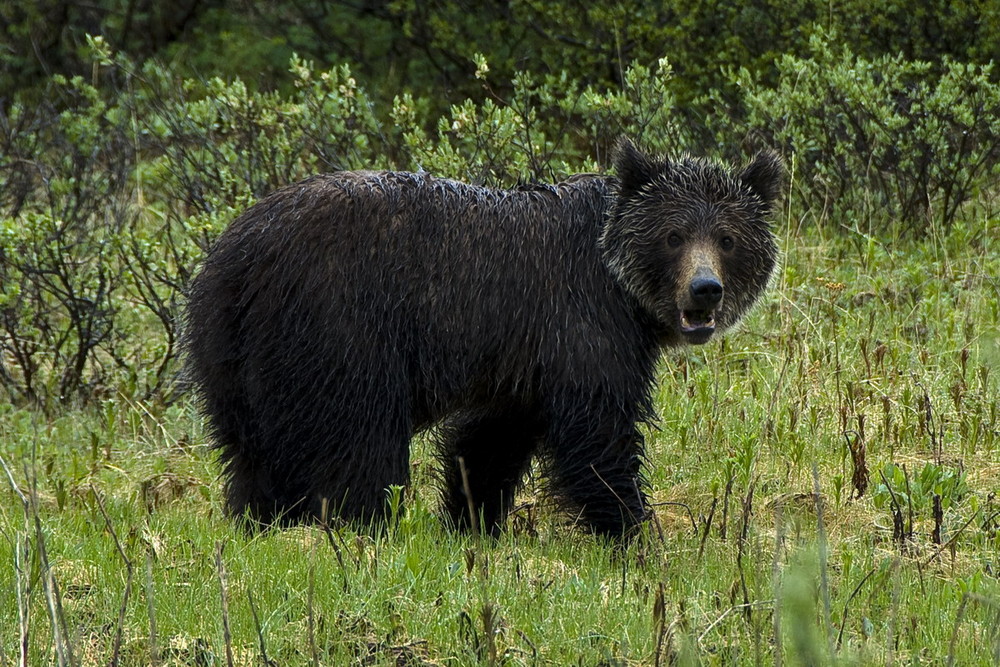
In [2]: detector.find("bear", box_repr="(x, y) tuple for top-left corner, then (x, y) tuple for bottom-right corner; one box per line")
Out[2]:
(183, 139), (782, 538)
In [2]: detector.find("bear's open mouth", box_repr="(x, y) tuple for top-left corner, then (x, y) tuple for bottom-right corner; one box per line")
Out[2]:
(680, 309), (716, 339)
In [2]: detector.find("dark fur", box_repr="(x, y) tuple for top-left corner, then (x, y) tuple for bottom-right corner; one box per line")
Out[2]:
(184, 140), (781, 537)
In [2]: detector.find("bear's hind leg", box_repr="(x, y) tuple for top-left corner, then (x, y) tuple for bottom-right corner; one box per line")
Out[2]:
(221, 449), (312, 528)
(221, 390), (413, 530)
(301, 409), (414, 527)
(438, 408), (543, 535)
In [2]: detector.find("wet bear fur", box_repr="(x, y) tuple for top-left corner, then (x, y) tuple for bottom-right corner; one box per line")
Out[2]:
(184, 140), (782, 538)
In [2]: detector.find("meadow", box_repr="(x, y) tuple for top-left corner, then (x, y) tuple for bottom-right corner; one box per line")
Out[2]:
(2, 184), (998, 664)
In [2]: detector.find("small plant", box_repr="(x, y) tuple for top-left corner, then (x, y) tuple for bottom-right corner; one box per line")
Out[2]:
(873, 461), (970, 515)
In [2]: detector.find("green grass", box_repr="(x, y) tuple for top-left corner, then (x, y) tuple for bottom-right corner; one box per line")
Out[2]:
(2, 209), (999, 665)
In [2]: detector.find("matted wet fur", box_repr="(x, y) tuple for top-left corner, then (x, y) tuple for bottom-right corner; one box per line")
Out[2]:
(184, 139), (782, 538)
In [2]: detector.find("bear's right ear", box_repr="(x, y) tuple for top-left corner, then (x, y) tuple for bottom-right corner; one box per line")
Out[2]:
(613, 138), (659, 196)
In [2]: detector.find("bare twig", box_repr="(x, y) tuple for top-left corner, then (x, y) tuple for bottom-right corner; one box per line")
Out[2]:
(886, 558), (900, 666)
(214, 542), (235, 667)
(902, 464), (915, 545)
(843, 429), (869, 498)
(719, 473), (734, 540)
(697, 496), (717, 560)
(650, 500), (698, 535)
(247, 588), (272, 666)
(772, 502), (785, 667)
(144, 551), (160, 667)
(458, 456), (479, 536)
(813, 464), (833, 654)
(835, 568), (877, 650)
(319, 497), (350, 593)
(91, 485), (134, 667)
(13, 532), (30, 667)
(652, 583), (666, 667)
(2, 455), (31, 667)
(307, 534), (320, 667)
(878, 468), (907, 551)
(0, 454), (28, 509)
(946, 592), (971, 667)
(698, 600), (775, 644)
(924, 510), (999, 568)
(735, 478), (756, 622)
(29, 468), (75, 667)
(589, 463), (644, 526)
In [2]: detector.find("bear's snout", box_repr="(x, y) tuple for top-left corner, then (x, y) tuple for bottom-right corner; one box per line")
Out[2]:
(679, 266), (722, 343)
(689, 273), (723, 310)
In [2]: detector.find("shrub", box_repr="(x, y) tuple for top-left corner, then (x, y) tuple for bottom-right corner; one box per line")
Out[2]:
(737, 35), (1000, 236)
(394, 57), (686, 183)
(0, 75), (134, 407)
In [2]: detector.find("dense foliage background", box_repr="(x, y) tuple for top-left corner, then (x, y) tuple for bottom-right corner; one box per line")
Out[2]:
(1, 2), (998, 665)
(2, 0), (999, 408)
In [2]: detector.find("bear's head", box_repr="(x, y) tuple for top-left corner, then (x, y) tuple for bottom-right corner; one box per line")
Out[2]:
(601, 139), (782, 346)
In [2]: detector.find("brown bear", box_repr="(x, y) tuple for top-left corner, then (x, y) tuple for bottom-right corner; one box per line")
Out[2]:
(184, 139), (781, 538)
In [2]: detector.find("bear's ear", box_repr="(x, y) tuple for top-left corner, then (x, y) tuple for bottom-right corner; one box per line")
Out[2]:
(738, 150), (784, 208)
(613, 137), (660, 196)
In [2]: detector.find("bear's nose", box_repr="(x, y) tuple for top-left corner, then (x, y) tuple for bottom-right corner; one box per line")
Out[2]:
(689, 276), (723, 309)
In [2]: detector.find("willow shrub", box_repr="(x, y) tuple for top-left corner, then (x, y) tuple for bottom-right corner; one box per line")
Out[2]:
(736, 35), (1000, 236)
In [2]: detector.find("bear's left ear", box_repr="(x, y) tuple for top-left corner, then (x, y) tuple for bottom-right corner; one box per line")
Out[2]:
(613, 137), (660, 196)
(738, 150), (784, 208)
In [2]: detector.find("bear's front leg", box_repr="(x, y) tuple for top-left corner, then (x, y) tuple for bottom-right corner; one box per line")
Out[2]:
(544, 397), (651, 538)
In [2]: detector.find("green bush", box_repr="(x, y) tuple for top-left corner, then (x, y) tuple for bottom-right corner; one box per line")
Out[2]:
(9, 1), (1000, 118)
(0, 48), (395, 409)
(394, 56), (686, 183)
(736, 35), (1000, 236)
(0, 73), (135, 407)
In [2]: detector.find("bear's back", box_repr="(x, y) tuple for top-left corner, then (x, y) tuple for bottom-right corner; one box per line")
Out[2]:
(231, 170), (611, 249)
(210, 170), (614, 310)
(193, 170), (628, 412)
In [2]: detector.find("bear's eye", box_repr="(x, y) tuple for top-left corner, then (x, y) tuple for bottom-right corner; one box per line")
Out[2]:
(667, 233), (683, 248)
(720, 236), (735, 251)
